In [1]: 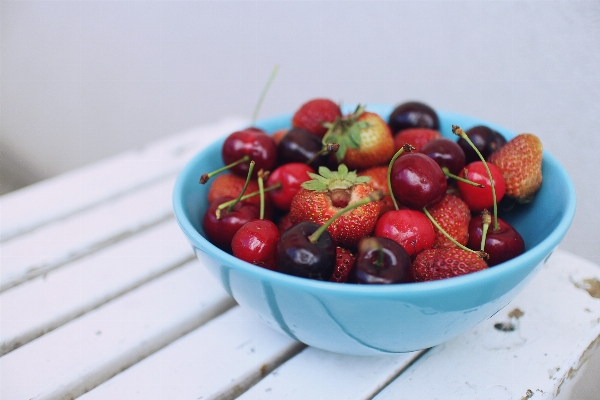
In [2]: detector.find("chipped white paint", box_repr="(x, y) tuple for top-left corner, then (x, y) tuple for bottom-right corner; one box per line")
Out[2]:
(0, 119), (598, 400)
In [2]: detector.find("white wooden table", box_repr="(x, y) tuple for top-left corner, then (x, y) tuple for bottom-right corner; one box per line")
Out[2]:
(1, 118), (599, 400)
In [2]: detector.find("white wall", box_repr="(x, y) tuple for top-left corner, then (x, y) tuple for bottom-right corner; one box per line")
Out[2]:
(2, 1), (600, 268)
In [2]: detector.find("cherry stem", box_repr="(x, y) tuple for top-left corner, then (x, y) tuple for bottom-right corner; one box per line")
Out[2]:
(422, 207), (488, 259)
(305, 143), (340, 166)
(215, 182), (281, 220)
(442, 167), (485, 188)
(308, 190), (384, 244)
(251, 65), (279, 125)
(200, 155), (251, 184)
(480, 209), (492, 252)
(452, 125), (499, 231)
(257, 169), (269, 220)
(387, 143), (415, 210)
(374, 243), (385, 269)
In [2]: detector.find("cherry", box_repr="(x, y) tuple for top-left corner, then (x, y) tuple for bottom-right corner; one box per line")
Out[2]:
(374, 209), (435, 257)
(349, 237), (412, 284)
(232, 219), (280, 270)
(467, 211), (525, 266)
(202, 195), (260, 251)
(388, 101), (439, 134)
(457, 161), (506, 212)
(421, 138), (466, 176)
(457, 125), (507, 164)
(266, 162), (314, 211)
(277, 127), (335, 170)
(221, 127), (278, 178)
(390, 152), (447, 209)
(276, 221), (336, 280)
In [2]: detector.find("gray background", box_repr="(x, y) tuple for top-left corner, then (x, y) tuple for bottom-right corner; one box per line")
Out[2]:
(1, 2), (600, 397)
(2, 1), (599, 268)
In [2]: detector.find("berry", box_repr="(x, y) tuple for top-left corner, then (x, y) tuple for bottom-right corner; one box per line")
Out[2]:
(427, 193), (471, 248)
(323, 105), (395, 170)
(277, 127), (334, 171)
(457, 125), (506, 164)
(374, 209), (435, 257)
(330, 246), (356, 283)
(292, 98), (342, 138)
(202, 196), (260, 251)
(266, 163), (314, 211)
(393, 128), (441, 154)
(388, 101), (439, 134)
(289, 165), (380, 248)
(457, 161), (506, 212)
(421, 138), (466, 176)
(487, 133), (543, 203)
(207, 173), (260, 207)
(221, 127), (277, 178)
(390, 152), (447, 209)
(232, 219), (280, 270)
(350, 237), (412, 284)
(358, 165), (395, 215)
(467, 212), (525, 266)
(412, 247), (488, 282)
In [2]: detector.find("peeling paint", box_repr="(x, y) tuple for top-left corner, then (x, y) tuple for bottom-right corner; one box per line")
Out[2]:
(508, 308), (525, 319)
(573, 277), (600, 299)
(520, 388), (534, 399)
(555, 333), (600, 396)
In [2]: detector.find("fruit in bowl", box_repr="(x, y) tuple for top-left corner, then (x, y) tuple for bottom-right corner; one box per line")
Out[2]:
(172, 103), (575, 355)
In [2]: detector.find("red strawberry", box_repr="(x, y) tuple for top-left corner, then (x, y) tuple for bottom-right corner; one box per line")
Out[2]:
(289, 164), (380, 248)
(323, 105), (396, 170)
(292, 98), (342, 138)
(412, 247), (488, 282)
(207, 173), (261, 207)
(427, 193), (471, 248)
(358, 165), (396, 215)
(487, 133), (543, 203)
(330, 246), (356, 283)
(393, 128), (441, 153)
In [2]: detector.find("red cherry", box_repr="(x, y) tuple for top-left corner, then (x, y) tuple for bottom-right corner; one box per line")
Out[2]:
(202, 196), (260, 251)
(374, 209), (435, 257)
(457, 161), (506, 212)
(232, 219), (280, 270)
(221, 127), (277, 178)
(266, 163), (314, 210)
(467, 214), (525, 266)
(390, 153), (447, 209)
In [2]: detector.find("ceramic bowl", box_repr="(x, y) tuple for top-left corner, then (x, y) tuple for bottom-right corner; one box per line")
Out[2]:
(173, 104), (576, 355)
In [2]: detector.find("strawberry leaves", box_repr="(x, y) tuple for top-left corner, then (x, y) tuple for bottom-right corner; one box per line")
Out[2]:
(301, 164), (371, 192)
(322, 104), (371, 162)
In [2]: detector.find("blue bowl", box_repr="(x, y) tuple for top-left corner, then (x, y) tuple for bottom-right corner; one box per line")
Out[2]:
(173, 104), (576, 355)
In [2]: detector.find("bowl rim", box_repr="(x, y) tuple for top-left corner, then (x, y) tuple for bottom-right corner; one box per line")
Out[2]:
(172, 107), (576, 297)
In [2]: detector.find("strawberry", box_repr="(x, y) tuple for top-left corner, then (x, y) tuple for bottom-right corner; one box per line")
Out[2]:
(289, 164), (380, 248)
(427, 193), (471, 248)
(358, 165), (396, 215)
(393, 128), (441, 153)
(292, 98), (342, 138)
(207, 173), (261, 207)
(412, 247), (488, 282)
(487, 133), (543, 203)
(330, 246), (356, 283)
(323, 105), (395, 170)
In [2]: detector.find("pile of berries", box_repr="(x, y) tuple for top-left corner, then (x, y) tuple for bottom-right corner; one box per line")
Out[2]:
(199, 99), (544, 284)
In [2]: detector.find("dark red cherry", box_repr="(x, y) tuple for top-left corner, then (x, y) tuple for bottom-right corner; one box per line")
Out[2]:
(421, 138), (466, 176)
(457, 125), (507, 164)
(232, 219), (280, 270)
(221, 127), (277, 178)
(390, 153), (447, 209)
(276, 221), (336, 281)
(388, 101), (439, 134)
(467, 215), (525, 266)
(266, 163), (314, 211)
(202, 196), (260, 252)
(350, 237), (412, 284)
(277, 127), (334, 170)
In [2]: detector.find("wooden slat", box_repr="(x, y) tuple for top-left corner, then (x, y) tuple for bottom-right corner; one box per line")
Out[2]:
(0, 219), (194, 356)
(79, 306), (304, 400)
(0, 260), (236, 400)
(237, 347), (426, 400)
(0, 117), (246, 242)
(373, 249), (600, 400)
(0, 176), (175, 292)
